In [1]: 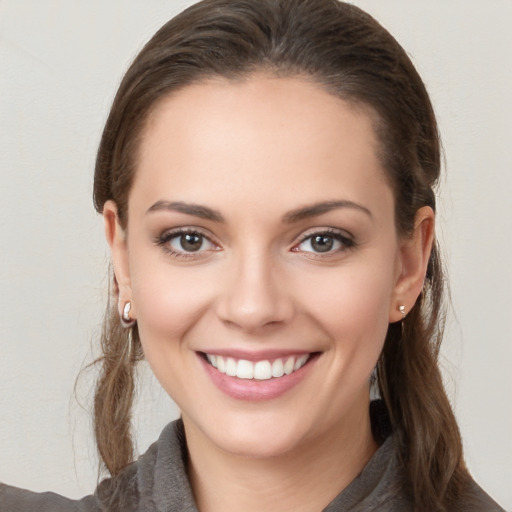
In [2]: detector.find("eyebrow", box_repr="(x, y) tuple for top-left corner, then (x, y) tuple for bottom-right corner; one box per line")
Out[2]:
(282, 200), (373, 223)
(146, 199), (372, 224)
(147, 201), (225, 222)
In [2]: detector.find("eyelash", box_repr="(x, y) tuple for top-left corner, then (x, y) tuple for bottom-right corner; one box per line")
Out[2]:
(154, 227), (355, 260)
(154, 228), (218, 260)
(292, 228), (355, 258)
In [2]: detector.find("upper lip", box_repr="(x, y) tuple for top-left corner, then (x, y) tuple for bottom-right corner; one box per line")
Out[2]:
(197, 349), (315, 362)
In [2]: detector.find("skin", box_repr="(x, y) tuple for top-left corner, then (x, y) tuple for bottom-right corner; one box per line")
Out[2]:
(104, 75), (434, 512)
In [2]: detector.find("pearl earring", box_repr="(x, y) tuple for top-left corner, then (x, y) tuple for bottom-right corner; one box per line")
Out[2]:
(398, 305), (406, 317)
(121, 301), (136, 328)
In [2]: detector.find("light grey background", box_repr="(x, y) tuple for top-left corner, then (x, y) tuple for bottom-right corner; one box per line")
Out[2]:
(0, 1), (510, 509)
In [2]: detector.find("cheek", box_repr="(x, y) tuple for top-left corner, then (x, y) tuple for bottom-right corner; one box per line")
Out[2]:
(299, 260), (395, 354)
(130, 259), (216, 345)
(128, 263), (219, 403)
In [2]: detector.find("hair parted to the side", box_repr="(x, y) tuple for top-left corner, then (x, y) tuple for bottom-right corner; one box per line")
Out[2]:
(92, 0), (469, 509)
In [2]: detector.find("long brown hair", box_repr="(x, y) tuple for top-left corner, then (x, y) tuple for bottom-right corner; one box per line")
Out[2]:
(92, 1), (468, 509)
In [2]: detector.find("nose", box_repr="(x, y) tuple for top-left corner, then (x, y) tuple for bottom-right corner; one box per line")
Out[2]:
(215, 250), (294, 332)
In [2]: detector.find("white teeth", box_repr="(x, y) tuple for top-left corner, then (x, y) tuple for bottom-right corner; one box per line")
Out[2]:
(216, 355), (226, 373)
(226, 357), (237, 377)
(294, 355), (308, 371)
(254, 360), (272, 380)
(206, 353), (310, 380)
(284, 356), (295, 375)
(237, 359), (254, 379)
(271, 358), (284, 378)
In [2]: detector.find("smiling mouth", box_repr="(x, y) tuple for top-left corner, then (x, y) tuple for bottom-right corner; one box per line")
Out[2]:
(202, 353), (315, 380)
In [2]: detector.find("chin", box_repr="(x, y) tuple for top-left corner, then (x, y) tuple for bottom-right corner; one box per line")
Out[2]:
(216, 425), (307, 459)
(185, 408), (314, 460)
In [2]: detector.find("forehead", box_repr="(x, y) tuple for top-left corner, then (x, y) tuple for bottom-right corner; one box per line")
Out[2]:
(132, 75), (392, 219)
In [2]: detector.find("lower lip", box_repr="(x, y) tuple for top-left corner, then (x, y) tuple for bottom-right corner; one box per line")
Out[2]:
(198, 353), (318, 401)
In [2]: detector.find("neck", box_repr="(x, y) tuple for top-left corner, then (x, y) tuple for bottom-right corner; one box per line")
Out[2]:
(184, 398), (377, 512)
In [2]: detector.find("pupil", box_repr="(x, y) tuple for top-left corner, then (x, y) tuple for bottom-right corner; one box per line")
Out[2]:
(181, 233), (202, 252)
(312, 235), (333, 253)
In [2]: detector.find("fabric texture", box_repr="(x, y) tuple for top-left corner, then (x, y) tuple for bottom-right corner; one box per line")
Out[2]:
(0, 413), (505, 512)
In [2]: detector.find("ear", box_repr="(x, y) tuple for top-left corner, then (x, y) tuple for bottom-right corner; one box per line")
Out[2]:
(389, 206), (435, 323)
(103, 200), (136, 319)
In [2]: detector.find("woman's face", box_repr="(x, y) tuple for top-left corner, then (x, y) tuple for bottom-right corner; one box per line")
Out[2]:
(107, 75), (428, 458)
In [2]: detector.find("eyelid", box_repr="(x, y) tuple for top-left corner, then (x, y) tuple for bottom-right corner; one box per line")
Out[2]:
(294, 226), (354, 244)
(291, 227), (355, 256)
(154, 226), (221, 258)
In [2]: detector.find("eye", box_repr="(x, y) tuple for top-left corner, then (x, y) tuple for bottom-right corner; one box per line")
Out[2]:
(156, 229), (218, 257)
(293, 229), (354, 255)
(170, 232), (210, 252)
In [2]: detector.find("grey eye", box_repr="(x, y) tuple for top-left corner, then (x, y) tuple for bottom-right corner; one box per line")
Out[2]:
(310, 235), (334, 253)
(298, 234), (342, 253)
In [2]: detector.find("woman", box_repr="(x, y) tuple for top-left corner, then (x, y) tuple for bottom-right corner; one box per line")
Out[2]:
(0, 0), (506, 511)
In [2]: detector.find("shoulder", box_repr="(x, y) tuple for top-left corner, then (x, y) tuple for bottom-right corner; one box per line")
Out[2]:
(323, 429), (506, 512)
(0, 420), (197, 512)
(452, 478), (506, 512)
(0, 483), (100, 512)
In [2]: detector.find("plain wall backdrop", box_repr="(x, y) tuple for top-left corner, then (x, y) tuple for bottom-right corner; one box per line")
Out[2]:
(1, 0), (511, 509)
